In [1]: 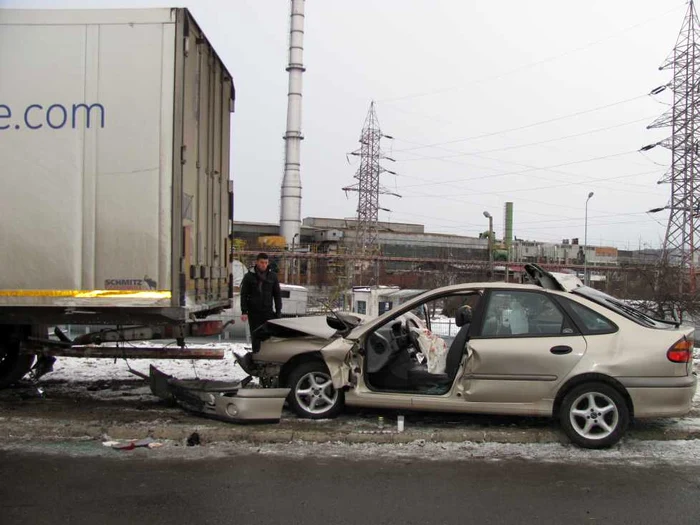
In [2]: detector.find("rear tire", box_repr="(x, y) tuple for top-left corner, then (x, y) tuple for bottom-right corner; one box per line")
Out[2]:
(0, 326), (36, 389)
(559, 382), (629, 449)
(286, 360), (344, 419)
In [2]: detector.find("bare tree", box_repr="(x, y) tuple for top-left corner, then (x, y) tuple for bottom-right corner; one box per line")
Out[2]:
(621, 258), (700, 323)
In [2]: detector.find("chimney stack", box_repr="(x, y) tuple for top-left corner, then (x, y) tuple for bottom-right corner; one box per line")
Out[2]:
(279, 0), (305, 246)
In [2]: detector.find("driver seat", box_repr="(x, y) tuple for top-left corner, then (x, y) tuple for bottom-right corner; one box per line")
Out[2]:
(407, 305), (472, 387)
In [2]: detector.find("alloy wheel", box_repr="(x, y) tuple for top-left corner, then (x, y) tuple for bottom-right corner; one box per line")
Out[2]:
(294, 371), (338, 415)
(568, 391), (620, 441)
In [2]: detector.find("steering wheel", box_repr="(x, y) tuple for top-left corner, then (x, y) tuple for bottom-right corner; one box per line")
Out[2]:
(405, 318), (422, 352)
(409, 327), (422, 349)
(366, 332), (396, 373)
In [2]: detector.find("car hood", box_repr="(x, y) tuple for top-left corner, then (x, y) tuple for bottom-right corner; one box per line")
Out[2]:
(265, 312), (373, 339)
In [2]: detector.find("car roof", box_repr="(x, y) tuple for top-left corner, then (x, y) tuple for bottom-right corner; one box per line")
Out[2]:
(347, 281), (554, 339)
(418, 281), (544, 294)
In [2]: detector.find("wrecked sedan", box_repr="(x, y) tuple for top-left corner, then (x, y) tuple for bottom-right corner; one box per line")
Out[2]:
(238, 265), (697, 449)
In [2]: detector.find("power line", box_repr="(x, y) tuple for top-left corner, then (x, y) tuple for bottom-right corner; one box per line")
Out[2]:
(377, 4), (684, 105)
(394, 115), (656, 162)
(395, 147), (661, 194)
(390, 94), (650, 152)
(399, 150), (640, 190)
(384, 114), (663, 194)
(394, 167), (662, 218)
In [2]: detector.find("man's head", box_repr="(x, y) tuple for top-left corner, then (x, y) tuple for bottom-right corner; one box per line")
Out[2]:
(255, 252), (269, 272)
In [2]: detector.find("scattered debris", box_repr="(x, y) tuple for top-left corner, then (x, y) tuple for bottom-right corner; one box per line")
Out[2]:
(104, 437), (162, 450)
(87, 380), (112, 392)
(30, 355), (56, 381)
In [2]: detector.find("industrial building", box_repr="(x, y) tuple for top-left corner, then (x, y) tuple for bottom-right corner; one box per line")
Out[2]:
(232, 216), (659, 292)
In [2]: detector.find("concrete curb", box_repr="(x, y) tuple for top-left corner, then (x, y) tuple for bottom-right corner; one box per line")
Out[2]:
(2, 415), (698, 446)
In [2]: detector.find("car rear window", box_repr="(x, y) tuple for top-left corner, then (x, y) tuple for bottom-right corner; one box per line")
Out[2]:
(571, 287), (676, 329)
(557, 296), (617, 334)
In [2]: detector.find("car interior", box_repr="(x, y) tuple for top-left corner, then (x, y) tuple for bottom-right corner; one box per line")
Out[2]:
(481, 290), (577, 336)
(364, 293), (480, 394)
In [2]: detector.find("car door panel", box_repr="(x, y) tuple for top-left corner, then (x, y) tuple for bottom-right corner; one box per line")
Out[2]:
(461, 335), (587, 403)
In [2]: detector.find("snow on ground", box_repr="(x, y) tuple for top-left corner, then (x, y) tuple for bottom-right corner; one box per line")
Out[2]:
(246, 438), (700, 466)
(45, 341), (251, 383)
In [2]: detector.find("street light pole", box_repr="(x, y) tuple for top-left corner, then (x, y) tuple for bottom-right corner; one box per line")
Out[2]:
(584, 192), (594, 286)
(483, 211), (493, 280)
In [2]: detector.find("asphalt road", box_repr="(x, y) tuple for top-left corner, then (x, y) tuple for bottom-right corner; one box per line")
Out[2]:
(2, 449), (700, 525)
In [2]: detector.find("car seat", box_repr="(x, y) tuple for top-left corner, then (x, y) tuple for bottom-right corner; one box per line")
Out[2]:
(407, 305), (472, 387)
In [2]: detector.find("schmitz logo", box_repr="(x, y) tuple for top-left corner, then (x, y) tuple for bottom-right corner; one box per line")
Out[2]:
(105, 277), (157, 290)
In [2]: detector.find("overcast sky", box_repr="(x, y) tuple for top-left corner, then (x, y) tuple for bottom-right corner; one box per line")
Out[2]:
(2, 0), (690, 249)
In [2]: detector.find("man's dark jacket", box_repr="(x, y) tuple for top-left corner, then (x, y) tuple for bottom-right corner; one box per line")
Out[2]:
(240, 267), (282, 320)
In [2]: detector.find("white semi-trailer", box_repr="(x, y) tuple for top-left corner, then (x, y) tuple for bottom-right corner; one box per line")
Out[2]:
(0, 8), (235, 386)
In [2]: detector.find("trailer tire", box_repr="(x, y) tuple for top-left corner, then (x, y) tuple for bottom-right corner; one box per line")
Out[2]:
(0, 327), (35, 389)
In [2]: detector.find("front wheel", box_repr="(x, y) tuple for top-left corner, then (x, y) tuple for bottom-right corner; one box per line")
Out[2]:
(286, 361), (344, 419)
(559, 382), (629, 449)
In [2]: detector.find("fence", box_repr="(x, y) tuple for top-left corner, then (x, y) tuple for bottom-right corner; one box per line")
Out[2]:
(429, 319), (457, 338)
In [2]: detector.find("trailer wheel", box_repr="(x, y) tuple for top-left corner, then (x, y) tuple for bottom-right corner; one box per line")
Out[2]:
(0, 326), (36, 389)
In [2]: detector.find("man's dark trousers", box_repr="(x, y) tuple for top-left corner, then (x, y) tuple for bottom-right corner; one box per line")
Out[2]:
(248, 311), (275, 352)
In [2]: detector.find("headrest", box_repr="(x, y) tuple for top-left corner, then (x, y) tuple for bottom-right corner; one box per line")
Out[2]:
(455, 305), (472, 327)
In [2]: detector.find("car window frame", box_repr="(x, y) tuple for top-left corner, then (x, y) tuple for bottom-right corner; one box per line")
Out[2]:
(360, 290), (484, 392)
(471, 289), (581, 339)
(553, 295), (619, 336)
(362, 290), (485, 346)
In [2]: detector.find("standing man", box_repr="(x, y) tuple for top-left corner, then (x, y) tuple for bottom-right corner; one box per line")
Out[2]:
(240, 253), (282, 351)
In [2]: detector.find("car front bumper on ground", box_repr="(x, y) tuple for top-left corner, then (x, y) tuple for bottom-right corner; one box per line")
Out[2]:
(149, 365), (290, 423)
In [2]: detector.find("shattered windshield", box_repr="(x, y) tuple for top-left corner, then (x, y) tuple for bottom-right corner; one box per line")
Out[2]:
(572, 287), (677, 329)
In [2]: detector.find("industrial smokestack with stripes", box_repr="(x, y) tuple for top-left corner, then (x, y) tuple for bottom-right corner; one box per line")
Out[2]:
(279, 0), (305, 246)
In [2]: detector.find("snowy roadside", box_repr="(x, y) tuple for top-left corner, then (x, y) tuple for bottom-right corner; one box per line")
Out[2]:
(43, 341), (250, 384)
(4, 437), (700, 467)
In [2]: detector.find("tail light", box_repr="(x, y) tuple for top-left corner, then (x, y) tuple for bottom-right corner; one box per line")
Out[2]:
(667, 336), (693, 363)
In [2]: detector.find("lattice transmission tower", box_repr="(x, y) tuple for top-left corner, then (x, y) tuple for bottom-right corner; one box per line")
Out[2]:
(648, 0), (700, 294)
(342, 102), (400, 282)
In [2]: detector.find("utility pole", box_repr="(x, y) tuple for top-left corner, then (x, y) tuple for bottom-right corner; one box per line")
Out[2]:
(343, 102), (400, 286)
(584, 192), (594, 286)
(647, 0), (700, 294)
(483, 211), (494, 280)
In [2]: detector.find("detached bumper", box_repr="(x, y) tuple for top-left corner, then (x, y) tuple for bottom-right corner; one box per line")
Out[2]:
(149, 365), (290, 423)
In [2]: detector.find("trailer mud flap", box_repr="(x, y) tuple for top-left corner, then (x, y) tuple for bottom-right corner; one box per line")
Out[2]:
(149, 365), (289, 423)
